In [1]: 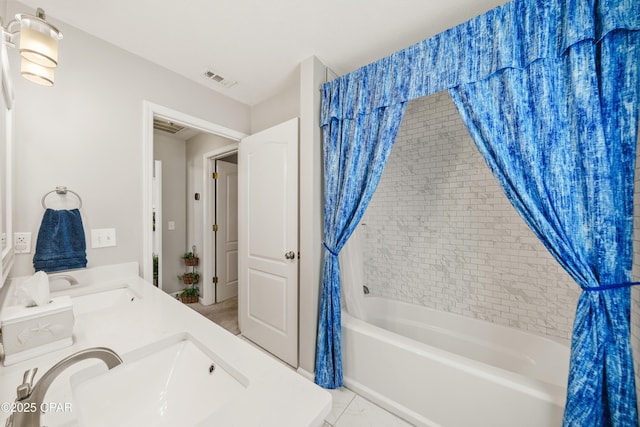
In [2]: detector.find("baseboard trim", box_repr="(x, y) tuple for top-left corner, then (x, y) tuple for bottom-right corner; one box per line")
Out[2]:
(297, 367), (315, 382)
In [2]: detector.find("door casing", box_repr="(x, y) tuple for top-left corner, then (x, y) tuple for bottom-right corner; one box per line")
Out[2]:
(202, 145), (239, 305)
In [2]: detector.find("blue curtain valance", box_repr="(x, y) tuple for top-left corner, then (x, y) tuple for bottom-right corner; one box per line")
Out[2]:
(320, 0), (640, 125)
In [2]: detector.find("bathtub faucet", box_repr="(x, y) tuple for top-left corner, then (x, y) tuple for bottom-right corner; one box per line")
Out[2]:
(6, 347), (123, 427)
(363, 285), (370, 294)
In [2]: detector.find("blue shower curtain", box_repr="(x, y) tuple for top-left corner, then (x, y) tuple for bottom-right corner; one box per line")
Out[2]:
(316, 0), (640, 422)
(449, 28), (640, 425)
(315, 102), (407, 388)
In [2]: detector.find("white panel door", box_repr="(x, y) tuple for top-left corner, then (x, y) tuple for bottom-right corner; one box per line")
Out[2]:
(215, 160), (238, 302)
(239, 118), (298, 367)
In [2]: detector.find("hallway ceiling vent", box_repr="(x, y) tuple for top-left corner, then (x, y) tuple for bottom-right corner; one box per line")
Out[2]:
(203, 70), (237, 88)
(153, 118), (185, 134)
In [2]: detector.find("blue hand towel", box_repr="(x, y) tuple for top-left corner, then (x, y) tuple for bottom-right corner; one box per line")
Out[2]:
(33, 208), (87, 272)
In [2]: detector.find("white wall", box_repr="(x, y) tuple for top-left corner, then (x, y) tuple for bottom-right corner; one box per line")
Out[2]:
(154, 132), (186, 294)
(250, 69), (300, 134)
(298, 56), (327, 374)
(6, 3), (250, 278)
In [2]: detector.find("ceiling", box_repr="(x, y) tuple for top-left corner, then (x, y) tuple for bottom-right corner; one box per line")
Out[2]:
(16, 0), (507, 106)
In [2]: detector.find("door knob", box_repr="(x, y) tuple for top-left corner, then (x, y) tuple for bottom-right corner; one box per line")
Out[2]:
(285, 251), (296, 260)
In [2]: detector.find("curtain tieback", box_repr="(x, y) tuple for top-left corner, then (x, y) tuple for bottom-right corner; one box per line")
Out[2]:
(582, 282), (640, 292)
(323, 242), (339, 257)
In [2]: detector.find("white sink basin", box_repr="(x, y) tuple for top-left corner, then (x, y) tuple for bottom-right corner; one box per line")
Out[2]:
(71, 287), (140, 316)
(71, 333), (248, 427)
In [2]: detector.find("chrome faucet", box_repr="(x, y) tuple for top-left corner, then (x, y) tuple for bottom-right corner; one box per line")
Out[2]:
(48, 274), (79, 286)
(6, 347), (123, 427)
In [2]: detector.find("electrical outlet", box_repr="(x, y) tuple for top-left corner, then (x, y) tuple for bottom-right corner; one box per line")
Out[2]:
(91, 228), (117, 248)
(14, 232), (32, 254)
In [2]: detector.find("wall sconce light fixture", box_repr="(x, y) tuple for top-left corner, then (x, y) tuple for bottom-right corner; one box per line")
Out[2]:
(2, 7), (63, 86)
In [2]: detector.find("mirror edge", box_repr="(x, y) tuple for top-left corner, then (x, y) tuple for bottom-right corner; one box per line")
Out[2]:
(0, 38), (14, 289)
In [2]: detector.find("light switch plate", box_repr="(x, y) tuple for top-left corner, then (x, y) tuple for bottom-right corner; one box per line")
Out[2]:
(91, 228), (117, 248)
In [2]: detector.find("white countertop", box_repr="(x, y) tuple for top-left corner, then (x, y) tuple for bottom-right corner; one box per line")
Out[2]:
(0, 263), (331, 426)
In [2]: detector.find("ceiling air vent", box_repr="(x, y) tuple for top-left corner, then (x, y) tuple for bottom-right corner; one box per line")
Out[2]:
(153, 118), (184, 134)
(204, 70), (237, 88)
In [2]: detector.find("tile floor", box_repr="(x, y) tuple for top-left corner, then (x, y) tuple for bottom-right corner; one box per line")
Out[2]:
(188, 297), (413, 426)
(323, 387), (413, 427)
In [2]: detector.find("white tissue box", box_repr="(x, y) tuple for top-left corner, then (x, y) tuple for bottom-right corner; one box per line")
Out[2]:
(1, 296), (74, 366)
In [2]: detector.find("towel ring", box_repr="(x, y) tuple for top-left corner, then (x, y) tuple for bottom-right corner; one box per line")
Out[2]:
(41, 186), (83, 209)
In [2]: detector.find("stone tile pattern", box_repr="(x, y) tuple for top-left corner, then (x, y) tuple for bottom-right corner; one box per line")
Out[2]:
(324, 388), (411, 427)
(362, 91), (581, 341)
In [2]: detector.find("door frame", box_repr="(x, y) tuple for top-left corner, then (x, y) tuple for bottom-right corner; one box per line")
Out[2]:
(203, 146), (238, 305)
(142, 101), (246, 302)
(152, 160), (163, 289)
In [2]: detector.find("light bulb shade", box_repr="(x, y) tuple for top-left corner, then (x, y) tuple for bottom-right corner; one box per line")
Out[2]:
(15, 12), (63, 68)
(21, 58), (55, 86)
(20, 26), (58, 67)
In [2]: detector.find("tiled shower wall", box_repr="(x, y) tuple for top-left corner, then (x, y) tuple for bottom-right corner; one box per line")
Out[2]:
(362, 90), (640, 404)
(362, 91), (582, 341)
(363, 90), (640, 399)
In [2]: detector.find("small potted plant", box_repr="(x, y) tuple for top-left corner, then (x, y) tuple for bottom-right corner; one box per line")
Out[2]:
(178, 272), (200, 285)
(180, 286), (199, 304)
(182, 252), (199, 266)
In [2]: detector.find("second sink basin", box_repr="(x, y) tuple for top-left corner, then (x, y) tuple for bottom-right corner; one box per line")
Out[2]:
(71, 286), (140, 316)
(70, 333), (248, 426)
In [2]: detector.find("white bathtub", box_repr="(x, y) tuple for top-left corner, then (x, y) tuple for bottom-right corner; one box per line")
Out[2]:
(341, 297), (570, 426)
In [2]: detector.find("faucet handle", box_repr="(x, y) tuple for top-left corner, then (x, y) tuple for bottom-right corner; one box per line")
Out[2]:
(16, 368), (38, 400)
